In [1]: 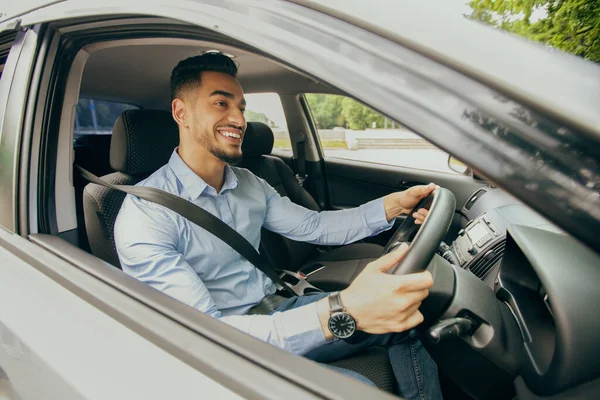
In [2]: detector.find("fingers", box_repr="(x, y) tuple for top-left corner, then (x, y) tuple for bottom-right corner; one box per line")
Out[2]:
(397, 288), (430, 306)
(389, 270), (434, 292)
(412, 208), (429, 224)
(413, 182), (436, 197)
(400, 310), (425, 331)
(397, 303), (423, 326)
(366, 243), (409, 273)
(390, 304), (425, 332)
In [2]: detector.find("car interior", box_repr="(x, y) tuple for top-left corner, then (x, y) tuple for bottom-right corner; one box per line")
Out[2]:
(32, 16), (600, 400)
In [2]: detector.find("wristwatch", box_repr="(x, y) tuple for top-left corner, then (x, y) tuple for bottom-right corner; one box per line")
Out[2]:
(327, 292), (357, 339)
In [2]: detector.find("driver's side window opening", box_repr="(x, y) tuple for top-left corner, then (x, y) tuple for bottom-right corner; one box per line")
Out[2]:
(304, 94), (458, 174)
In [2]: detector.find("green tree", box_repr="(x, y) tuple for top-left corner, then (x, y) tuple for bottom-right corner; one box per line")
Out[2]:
(305, 94), (345, 128)
(340, 97), (384, 130)
(468, 0), (600, 62)
(306, 94), (390, 130)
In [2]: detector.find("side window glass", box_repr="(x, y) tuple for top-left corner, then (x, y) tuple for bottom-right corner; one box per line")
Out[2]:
(244, 93), (292, 151)
(73, 99), (138, 176)
(304, 94), (458, 174)
(74, 98), (138, 137)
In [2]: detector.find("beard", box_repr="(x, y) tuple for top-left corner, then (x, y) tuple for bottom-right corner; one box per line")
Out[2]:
(209, 145), (242, 165)
(195, 126), (242, 165)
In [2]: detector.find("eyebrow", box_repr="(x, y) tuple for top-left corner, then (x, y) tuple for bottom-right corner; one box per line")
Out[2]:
(209, 90), (246, 106)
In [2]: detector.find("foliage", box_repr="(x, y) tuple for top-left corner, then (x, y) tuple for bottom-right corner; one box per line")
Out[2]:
(305, 94), (386, 130)
(340, 97), (385, 130)
(304, 94), (344, 129)
(468, 0), (600, 62)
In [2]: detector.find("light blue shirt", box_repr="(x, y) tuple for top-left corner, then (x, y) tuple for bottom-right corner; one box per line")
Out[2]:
(114, 150), (393, 355)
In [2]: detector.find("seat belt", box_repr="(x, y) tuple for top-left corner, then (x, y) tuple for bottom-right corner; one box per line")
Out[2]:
(294, 132), (307, 187)
(76, 165), (300, 297)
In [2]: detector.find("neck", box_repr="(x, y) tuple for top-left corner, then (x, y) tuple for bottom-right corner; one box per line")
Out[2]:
(177, 143), (226, 193)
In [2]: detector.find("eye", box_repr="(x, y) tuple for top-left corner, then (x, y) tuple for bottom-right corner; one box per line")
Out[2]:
(240, 108), (246, 114)
(215, 101), (227, 107)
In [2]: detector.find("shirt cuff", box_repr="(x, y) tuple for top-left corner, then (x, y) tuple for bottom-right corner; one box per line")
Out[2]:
(273, 301), (327, 355)
(361, 197), (395, 233)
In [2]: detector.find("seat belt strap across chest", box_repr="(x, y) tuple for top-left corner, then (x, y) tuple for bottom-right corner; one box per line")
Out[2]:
(76, 165), (297, 297)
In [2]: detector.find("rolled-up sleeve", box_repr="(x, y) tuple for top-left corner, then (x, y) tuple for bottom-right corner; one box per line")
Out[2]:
(260, 178), (393, 245)
(115, 194), (327, 355)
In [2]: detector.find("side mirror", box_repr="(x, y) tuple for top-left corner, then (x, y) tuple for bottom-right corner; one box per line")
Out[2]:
(448, 155), (470, 175)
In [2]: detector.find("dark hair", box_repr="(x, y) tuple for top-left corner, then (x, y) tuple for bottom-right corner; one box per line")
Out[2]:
(170, 52), (238, 101)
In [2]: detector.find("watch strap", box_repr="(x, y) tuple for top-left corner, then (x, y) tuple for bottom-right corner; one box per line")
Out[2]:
(328, 292), (344, 313)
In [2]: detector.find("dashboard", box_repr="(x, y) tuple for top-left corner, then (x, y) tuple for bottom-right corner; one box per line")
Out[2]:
(449, 186), (562, 283)
(432, 186), (600, 399)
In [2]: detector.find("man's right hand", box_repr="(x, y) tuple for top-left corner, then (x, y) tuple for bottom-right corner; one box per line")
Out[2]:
(317, 244), (433, 339)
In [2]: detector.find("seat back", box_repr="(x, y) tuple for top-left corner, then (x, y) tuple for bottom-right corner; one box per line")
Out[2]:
(240, 122), (320, 270)
(73, 134), (114, 251)
(83, 109), (179, 267)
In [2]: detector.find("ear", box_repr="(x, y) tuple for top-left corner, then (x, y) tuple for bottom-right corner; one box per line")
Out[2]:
(172, 98), (189, 128)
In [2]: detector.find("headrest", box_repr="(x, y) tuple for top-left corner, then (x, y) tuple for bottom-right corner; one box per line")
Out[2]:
(242, 122), (274, 157)
(110, 109), (179, 176)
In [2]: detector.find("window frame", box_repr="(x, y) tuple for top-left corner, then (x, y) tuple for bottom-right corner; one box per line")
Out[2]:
(0, 27), (40, 233)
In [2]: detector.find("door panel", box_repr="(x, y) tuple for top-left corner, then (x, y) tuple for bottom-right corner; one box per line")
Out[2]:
(0, 231), (244, 400)
(324, 158), (483, 209)
(322, 157), (486, 244)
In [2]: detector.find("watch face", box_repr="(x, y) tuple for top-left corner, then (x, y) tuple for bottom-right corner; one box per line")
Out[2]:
(328, 312), (356, 339)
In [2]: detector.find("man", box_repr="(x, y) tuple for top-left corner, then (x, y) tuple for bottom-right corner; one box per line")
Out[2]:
(114, 53), (442, 399)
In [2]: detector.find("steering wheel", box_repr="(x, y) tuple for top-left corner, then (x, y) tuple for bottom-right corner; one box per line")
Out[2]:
(383, 187), (456, 275)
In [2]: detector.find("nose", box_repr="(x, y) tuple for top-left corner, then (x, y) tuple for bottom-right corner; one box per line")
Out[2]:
(227, 107), (246, 130)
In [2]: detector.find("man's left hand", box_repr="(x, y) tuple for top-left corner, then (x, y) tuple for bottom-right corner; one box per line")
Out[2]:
(383, 183), (437, 224)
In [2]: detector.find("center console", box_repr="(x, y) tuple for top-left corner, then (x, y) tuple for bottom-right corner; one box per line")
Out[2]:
(451, 213), (506, 279)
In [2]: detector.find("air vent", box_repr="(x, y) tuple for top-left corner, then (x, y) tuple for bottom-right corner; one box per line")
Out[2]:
(469, 240), (505, 279)
(464, 188), (487, 210)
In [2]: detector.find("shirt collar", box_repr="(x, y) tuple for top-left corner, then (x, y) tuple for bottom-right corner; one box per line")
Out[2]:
(168, 149), (238, 200)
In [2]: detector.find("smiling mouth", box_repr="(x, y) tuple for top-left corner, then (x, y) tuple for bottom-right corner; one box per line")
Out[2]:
(217, 127), (243, 141)
(219, 130), (241, 139)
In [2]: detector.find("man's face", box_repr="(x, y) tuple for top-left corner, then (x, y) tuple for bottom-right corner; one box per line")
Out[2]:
(184, 71), (247, 164)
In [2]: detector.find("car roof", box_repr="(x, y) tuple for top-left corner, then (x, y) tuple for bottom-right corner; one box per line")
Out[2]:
(2, 0), (600, 139)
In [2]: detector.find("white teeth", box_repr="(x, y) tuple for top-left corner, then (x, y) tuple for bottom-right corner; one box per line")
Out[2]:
(221, 131), (241, 139)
